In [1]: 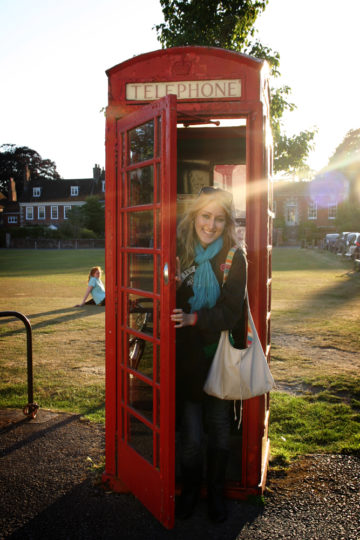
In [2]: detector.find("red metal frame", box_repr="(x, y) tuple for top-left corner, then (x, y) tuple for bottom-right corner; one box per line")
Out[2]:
(104, 96), (177, 528)
(104, 47), (273, 528)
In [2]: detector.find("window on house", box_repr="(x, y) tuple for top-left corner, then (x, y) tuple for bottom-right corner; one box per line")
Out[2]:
(71, 186), (79, 196)
(8, 216), (18, 224)
(308, 201), (317, 220)
(328, 203), (337, 219)
(51, 206), (58, 220)
(64, 205), (71, 219)
(285, 203), (297, 226)
(33, 187), (41, 197)
(38, 206), (45, 219)
(26, 207), (34, 220)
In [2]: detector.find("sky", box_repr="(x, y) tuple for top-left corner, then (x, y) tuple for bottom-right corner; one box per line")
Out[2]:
(0, 0), (359, 179)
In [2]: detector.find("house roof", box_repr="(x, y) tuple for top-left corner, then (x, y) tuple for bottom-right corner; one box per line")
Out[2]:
(20, 178), (103, 203)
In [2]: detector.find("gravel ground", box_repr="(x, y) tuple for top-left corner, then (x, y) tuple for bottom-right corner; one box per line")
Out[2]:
(0, 409), (359, 540)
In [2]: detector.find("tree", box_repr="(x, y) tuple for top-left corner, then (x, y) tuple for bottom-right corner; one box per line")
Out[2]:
(327, 129), (360, 204)
(335, 201), (360, 232)
(0, 144), (60, 198)
(65, 197), (105, 238)
(155, 0), (268, 49)
(65, 206), (85, 238)
(155, 0), (316, 174)
(328, 129), (360, 178)
(82, 196), (105, 236)
(329, 128), (360, 166)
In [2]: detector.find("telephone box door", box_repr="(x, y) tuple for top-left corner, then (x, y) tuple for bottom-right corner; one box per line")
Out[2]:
(113, 95), (177, 528)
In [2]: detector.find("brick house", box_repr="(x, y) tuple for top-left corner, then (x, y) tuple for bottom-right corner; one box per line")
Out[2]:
(0, 179), (20, 227)
(0, 165), (105, 230)
(272, 173), (347, 242)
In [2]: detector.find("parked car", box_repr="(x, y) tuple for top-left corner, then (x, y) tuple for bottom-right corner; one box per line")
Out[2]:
(345, 232), (360, 259)
(334, 232), (353, 254)
(324, 233), (339, 250)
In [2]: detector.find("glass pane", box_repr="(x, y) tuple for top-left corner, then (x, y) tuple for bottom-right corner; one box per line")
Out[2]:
(129, 120), (154, 164)
(156, 162), (161, 203)
(155, 299), (160, 340)
(128, 338), (153, 377)
(156, 116), (161, 157)
(121, 173), (125, 210)
(128, 374), (153, 423)
(128, 414), (153, 464)
(155, 431), (160, 470)
(155, 345), (160, 384)
(128, 294), (153, 336)
(129, 167), (154, 206)
(118, 212), (124, 248)
(128, 211), (154, 247)
(156, 255), (161, 295)
(129, 254), (153, 291)
(155, 210), (160, 248)
(155, 387), (160, 428)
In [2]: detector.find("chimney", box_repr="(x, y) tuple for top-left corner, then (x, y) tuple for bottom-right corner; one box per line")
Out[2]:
(23, 164), (31, 194)
(93, 164), (101, 181)
(9, 178), (17, 202)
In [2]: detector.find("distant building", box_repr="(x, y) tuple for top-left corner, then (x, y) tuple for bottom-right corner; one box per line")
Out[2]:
(0, 178), (20, 228)
(272, 172), (350, 243)
(273, 177), (347, 227)
(0, 164), (105, 229)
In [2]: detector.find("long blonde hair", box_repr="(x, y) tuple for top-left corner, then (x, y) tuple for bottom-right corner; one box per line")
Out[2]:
(177, 189), (238, 268)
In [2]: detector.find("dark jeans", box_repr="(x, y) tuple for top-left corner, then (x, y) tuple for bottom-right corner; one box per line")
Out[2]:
(85, 298), (105, 306)
(180, 395), (231, 468)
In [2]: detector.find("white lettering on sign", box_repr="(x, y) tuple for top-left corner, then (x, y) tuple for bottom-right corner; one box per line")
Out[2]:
(126, 79), (242, 101)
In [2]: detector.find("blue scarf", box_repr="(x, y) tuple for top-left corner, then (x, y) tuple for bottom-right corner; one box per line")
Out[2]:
(189, 236), (223, 312)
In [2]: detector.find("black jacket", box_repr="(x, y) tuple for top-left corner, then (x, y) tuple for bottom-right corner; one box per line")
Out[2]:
(176, 243), (247, 402)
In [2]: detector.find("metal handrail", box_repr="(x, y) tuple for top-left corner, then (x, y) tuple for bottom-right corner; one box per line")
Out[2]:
(0, 311), (39, 418)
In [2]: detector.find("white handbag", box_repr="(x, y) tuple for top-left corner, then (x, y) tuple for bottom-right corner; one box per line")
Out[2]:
(203, 246), (274, 405)
(203, 299), (274, 401)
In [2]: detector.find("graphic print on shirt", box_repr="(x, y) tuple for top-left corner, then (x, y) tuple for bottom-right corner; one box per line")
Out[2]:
(181, 265), (196, 288)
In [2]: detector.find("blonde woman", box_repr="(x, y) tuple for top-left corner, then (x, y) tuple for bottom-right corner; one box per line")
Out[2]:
(76, 266), (105, 306)
(171, 187), (247, 522)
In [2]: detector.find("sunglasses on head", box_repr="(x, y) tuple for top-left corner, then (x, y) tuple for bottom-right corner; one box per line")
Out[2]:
(198, 186), (233, 200)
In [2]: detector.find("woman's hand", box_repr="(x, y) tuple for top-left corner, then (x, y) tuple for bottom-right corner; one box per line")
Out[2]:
(76, 285), (93, 307)
(171, 308), (197, 328)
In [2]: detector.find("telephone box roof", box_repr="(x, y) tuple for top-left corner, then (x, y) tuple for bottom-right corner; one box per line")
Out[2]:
(106, 46), (265, 76)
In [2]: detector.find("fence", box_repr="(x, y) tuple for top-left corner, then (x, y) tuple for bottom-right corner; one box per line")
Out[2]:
(6, 237), (105, 249)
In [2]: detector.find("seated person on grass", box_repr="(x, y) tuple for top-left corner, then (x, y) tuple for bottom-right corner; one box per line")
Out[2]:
(75, 266), (105, 306)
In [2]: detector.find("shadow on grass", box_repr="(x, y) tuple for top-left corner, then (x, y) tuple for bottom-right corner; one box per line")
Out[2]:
(0, 306), (104, 337)
(298, 268), (360, 313)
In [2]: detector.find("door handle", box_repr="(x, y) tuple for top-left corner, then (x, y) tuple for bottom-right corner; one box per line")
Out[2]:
(163, 263), (169, 285)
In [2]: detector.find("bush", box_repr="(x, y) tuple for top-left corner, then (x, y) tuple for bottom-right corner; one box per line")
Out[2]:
(80, 228), (98, 239)
(298, 221), (319, 243)
(8, 226), (47, 239)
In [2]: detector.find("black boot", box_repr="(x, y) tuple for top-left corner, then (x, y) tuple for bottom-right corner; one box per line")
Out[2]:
(176, 461), (203, 519)
(207, 447), (229, 523)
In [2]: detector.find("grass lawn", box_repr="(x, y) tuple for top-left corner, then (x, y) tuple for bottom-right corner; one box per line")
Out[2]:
(0, 249), (106, 422)
(271, 247), (360, 352)
(0, 246), (359, 463)
(270, 247), (360, 464)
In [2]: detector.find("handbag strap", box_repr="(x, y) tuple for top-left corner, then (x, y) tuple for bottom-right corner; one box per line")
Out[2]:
(223, 246), (253, 347)
(222, 246), (237, 284)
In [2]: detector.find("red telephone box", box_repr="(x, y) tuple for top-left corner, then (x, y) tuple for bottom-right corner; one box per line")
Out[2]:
(103, 47), (273, 529)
